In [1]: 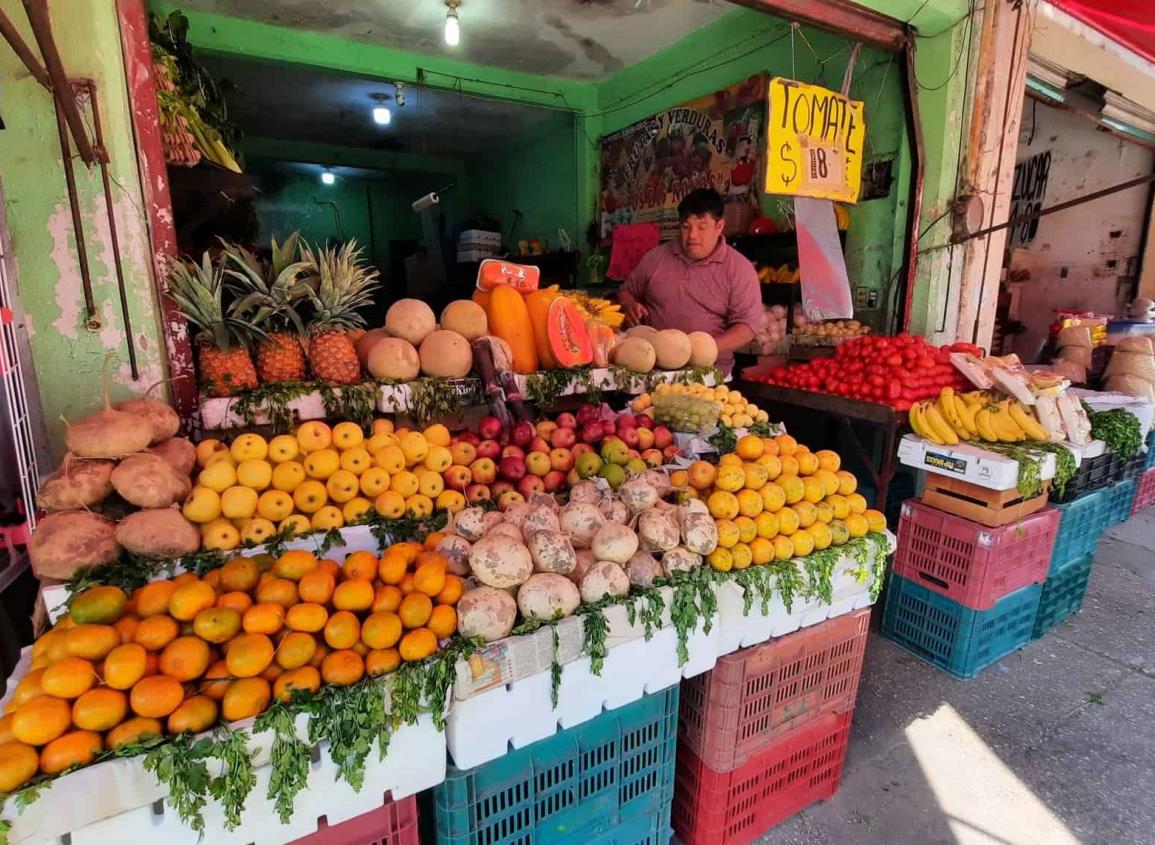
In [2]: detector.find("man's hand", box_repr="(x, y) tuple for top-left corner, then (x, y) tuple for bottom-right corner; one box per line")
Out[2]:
(624, 300), (650, 327)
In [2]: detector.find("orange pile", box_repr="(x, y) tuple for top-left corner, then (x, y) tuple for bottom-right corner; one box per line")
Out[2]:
(0, 537), (460, 794)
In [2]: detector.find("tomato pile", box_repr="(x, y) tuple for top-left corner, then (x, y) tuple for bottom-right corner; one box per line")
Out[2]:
(754, 334), (979, 411)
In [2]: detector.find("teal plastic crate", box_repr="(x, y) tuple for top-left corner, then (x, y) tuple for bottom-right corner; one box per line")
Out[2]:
(1033, 553), (1093, 640)
(1105, 478), (1138, 527)
(433, 687), (678, 845)
(1048, 491), (1109, 574)
(882, 575), (1041, 679)
(1145, 431), (1155, 471)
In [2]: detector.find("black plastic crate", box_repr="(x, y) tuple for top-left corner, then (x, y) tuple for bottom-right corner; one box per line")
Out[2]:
(1051, 452), (1117, 504)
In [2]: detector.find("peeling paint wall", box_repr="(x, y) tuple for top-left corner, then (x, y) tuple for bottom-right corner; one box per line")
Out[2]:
(0, 0), (168, 457)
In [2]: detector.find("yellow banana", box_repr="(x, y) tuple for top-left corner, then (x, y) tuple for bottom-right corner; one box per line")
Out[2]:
(975, 408), (1000, 442)
(937, 389), (964, 434)
(1008, 401), (1049, 441)
(911, 402), (943, 445)
(992, 402), (1026, 441)
(923, 402), (960, 445)
(961, 391), (985, 409)
(952, 393), (979, 438)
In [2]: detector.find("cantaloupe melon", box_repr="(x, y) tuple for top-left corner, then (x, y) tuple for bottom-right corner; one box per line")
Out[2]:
(627, 325), (659, 342)
(440, 300), (489, 341)
(366, 337), (421, 381)
(419, 330), (473, 378)
(652, 329), (691, 370)
(688, 331), (718, 367)
(385, 299), (436, 345)
(355, 328), (389, 369)
(612, 337), (656, 373)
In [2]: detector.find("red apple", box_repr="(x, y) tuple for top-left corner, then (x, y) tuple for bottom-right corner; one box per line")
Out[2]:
(580, 422), (604, 444)
(456, 431), (480, 446)
(635, 414), (654, 430)
(653, 425), (674, 450)
(501, 444), (525, 461)
(498, 456), (527, 481)
(601, 417), (617, 437)
(566, 468), (582, 487)
(543, 470), (567, 492)
(556, 412), (577, 429)
(491, 479), (514, 496)
(619, 426), (640, 448)
(642, 448), (663, 467)
(529, 436), (551, 455)
(573, 442), (594, 458)
(662, 444), (682, 461)
(450, 441), (477, 466)
(476, 439), (501, 461)
(536, 420), (558, 440)
(637, 428), (654, 450)
(549, 448), (574, 472)
(525, 451), (551, 477)
(497, 490), (525, 512)
(478, 416), (504, 441)
(469, 457), (497, 485)
(517, 475), (545, 498)
(550, 426), (576, 449)
(575, 405), (599, 426)
(627, 448), (640, 460)
(443, 464), (472, 490)
(511, 420), (535, 448)
(465, 483), (491, 504)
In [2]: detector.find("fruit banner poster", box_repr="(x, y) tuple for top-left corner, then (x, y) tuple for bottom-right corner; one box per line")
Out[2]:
(599, 75), (767, 240)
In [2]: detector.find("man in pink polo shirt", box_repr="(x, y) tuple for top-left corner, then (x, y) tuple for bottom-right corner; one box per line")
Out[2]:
(619, 189), (761, 376)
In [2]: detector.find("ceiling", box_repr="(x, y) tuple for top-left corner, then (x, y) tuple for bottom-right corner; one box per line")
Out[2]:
(201, 54), (570, 156)
(181, 0), (732, 80)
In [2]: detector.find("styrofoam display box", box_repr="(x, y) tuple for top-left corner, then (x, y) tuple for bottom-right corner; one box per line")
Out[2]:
(897, 435), (1072, 491)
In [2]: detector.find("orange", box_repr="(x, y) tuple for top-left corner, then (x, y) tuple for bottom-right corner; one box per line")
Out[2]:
(427, 605), (457, 639)
(791, 529), (814, 557)
(130, 674), (185, 718)
(706, 490), (739, 521)
(274, 667), (321, 703)
(222, 677), (271, 722)
(71, 688), (127, 731)
(169, 581), (216, 622)
(219, 558), (261, 593)
(65, 624), (120, 661)
(372, 585), (404, 613)
(134, 580), (178, 618)
(12, 696), (71, 745)
(815, 501), (834, 524)
(435, 574), (463, 606)
(107, 716), (163, 749)
(399, 628), (438, 662)
(377, 552), (408, 585)
(846, 492), (868, 515)
(733, 515), (757, 544)
(715, 519), (740, 549)
(749, 537), (774, 565)
(160, 636), (211, 682)
(274, 550), (320, 582)
(365, 648), (401, 677)
(9, 669), (45, 711)
(256, 577), (298, 609)
(323, 611), (360, 650)
(261, 662), (285, 684)
(167, 695), (218, 735)
(298, 570), (336, 605)
(399, 593), (433, 630)
(0, 714), (14, 745)
(814, 469), (840, 497)
(226, 633), (275, 678)
(360, 612), (403, 650)
(772, 535), (795, 561)
(413, 556), (448, 597)
(275, 632), (318, 670)
(39, 730), (101, 775)
(321, 650), (365, 687)
(791, 501), (817, 529)
(202, 569), (223, 593)
(200, 660), (233, 701)
(754, 511), (780, 540)
(775, 434), (798, 456)
(317, 559), (341, 580)
(815, 449), (841, 473)
(714, 464), (745, 493)
(172, 572), (200, 587)
(104, 643), (148, 691)
(0, 741), (39, 792)
(333, 579), (375, 612)
(731, 542), (753, 570)
(734, 434), (764, 461)
(243, 603), (286, 635)
(778, 454), (799, 477)
(777, 506), (801, 536)
(796, 451), (819, 476)
(113, 615), (140, 645)
(836, 471), (858, 496)
(828, 494), (851, 520)
(864, 509), (887, 533)
(286, 603), (329, 633)
(193, 607), (242, 644)
(217, 591), (254, 614)
(424, 531), (447, 550)
(308, 643), (330, 669)
(134, 615), (180, 651)
(42, 657), (96, 699)
(757, 454), (783, 480)
(343, 550), (379, 581)
(736, 489), (763, 518)
(742, 462), (769, 491)
(706, 548), (733, 572)
(761, 437), (780, 456)
(779, 476), (804, 505)
(801, 477), (824, 504)
(686, 460), (717, 490)
(807, 521), (833, 551)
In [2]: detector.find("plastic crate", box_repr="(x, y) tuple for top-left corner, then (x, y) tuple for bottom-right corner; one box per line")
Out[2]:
(1032, 554), (1094, 640)
(672, 710), (852, 845)
(1114, 449), (1146, 483)
(891, 500), (1057, 610)
(1051, 451), (1117, 504)
(433, 686), (678, 845)
(1132, 467), (1155, 515)
(1048, 489), (1110, 574)
(289, 794), (418, 845)
(680, 609), (868, 772)
(881, 575), (1041, 679)
(1104, 478), (1138, 526)
(1145, 431), (1155, 471)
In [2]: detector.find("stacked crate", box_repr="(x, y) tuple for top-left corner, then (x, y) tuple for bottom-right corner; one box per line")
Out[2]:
(881, 500), (1057, 678)
(1032, 487), (1110, 639)
(672, 608), (870, 844)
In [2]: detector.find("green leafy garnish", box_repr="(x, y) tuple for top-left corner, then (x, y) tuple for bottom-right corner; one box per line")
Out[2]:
(254, 704), (310, 824)
(144, 734), (214, 835)
(208, 729), (256, 830)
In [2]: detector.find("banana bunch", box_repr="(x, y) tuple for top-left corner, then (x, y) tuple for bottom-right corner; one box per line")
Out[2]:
(566, 292), (623, 328)
(757, 264), (801, 284)
(909, 388), (1053, 446)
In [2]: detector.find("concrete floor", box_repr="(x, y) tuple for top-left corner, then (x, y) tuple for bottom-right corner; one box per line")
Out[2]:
(758, 506), (1155, 845)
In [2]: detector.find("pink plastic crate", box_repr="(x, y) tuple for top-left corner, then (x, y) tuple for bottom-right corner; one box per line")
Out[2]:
(892, 500), (1058, 610)
(1132, 468), (1155, 515)
(287, 793), (418, 845)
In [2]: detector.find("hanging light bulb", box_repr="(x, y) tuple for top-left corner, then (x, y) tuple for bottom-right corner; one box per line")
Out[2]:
(372, 105), (392, 125)
(444, 2), (461, 46)
(320, 169), (335, 186)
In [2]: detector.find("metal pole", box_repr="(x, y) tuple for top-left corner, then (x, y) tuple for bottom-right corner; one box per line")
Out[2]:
(0, 7), (49, 88)
(52, 94), (97, 326)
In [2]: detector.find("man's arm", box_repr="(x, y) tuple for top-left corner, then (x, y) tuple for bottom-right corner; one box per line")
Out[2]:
(714, 322), (755, 353)
(718, 254), (762, 351)
(619, 250), (655, 326)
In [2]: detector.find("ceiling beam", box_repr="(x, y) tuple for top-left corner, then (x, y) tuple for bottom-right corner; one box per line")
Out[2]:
(728, 0), (907, 53)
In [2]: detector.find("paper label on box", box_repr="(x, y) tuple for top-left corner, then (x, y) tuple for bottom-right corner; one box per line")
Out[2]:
(923, 450), (968, 475)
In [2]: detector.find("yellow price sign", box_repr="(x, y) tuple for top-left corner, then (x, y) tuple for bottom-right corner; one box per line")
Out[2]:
(764, 77), (866, 204)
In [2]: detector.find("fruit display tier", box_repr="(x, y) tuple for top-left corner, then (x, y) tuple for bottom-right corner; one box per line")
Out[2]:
(199, 368), (721, 430)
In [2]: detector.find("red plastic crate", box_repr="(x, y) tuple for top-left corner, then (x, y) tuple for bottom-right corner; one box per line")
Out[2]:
(672, 710), (852, 845)
(892, 499), (1058, 610)
(287, 793), (418, 845)
(1132, 468), (1155, 515)
(680, 609), (868, 771)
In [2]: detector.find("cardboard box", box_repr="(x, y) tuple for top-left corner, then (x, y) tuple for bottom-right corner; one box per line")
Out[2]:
(897, 434), (1064, 491)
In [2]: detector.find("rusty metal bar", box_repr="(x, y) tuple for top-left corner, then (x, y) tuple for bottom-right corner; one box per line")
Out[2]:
(898, 35), (925, 333)
(52, 93), (97, 326)
(86, 80), (139, 379)
(0, 6), (48, 88)
(728, 0), (906, 52)
(21, 0), (95, 164)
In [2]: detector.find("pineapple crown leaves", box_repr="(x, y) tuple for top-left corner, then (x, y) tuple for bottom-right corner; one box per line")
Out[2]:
(166, 251), (268, 351)
(299, 239), (381, 337)
(220, 235), (310, 335)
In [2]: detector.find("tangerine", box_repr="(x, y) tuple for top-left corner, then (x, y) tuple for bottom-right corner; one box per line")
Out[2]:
(107, 716), (163, 749)
(273, 667), (321, 703)
(200, 660), (233, 701)
(243, 603), (286, 635)
(413, 557), (447, 597)
(113, 614), (140, 644)
(0, 714), (13, 745)
(0, 741), (39, 792)
(168, 695), (219, 734)
(71, 688), (127, 731)
(298, 570), (336, 605)
(217, 591), (254, 613)
(365, 649), (401, 677)
(134, 580), (178, 618)
(342, 551), (379, 581)
(399, 593), (433, 629)
(103, 643), (148, 691)
(275, 632), (317, 670)
(219, 558), (261, 593)
(333, 579), (374, 612)
(9, 669), (46, 709)
(222, 678), (271, 722)
(390, 542), (423, 564)
(286, 603), (329, 633)
(225, 633), (275, 678)
(159, 636), (211, 682)
(273, 550), (319, 582)
(428, 605), (457, 639)
(360, 612), (402, 650)
(377, 552), (408, 585)
(399, 628), (438, 662)
(201, 569), (223, 592)
(256, 577), (298, 609)
(172, 572), (199, 586)
(39, 730), (101, 775)
(372, 585), (404, 613)
(169, 581), (216, 621)
(323, 611), (360, 650)
(435, 575), (463, 606)
(70, 587), (128, 626)
(12, 696), (71, 745)
(42, 657), (97, 699)
(64, 624), (120, 661)
(193, 607), (242, 644)
(320, 650), (364, 687)
(134, 615), (180, 651)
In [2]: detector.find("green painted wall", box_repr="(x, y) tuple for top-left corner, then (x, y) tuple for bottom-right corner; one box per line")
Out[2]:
(0, 0), (168, 456)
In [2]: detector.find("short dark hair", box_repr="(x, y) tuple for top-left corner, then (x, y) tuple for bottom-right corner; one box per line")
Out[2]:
(678, 189), (724, 221)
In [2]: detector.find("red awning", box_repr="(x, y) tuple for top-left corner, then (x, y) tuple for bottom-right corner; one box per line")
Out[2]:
(1050, 0), (1155, 65)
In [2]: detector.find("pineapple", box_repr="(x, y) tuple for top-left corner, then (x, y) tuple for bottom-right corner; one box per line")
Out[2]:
(301, 240), (380, 384)
(223, 234), (310, 383)
(167, 253), (262, 397)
